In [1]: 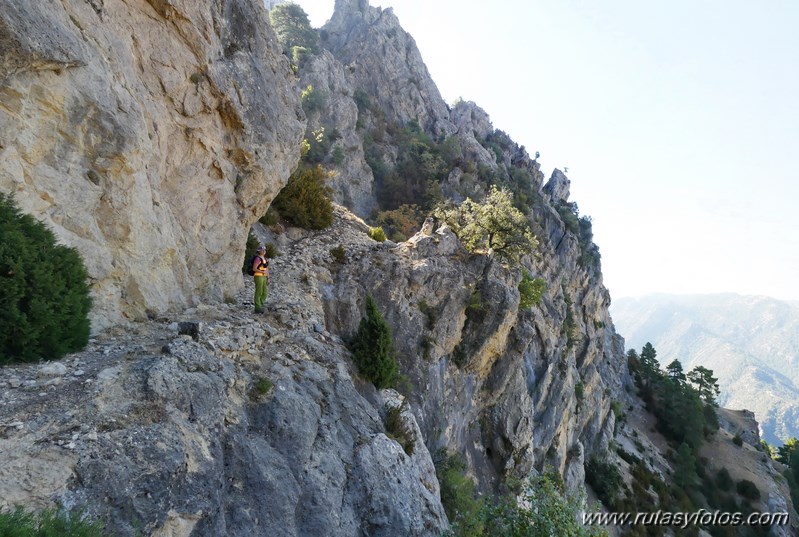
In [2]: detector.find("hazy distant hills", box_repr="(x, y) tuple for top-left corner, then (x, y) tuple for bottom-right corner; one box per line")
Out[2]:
(611, 293), (799, 446)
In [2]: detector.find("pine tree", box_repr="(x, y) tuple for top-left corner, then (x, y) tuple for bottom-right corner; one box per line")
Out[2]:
(350, 295), (399, 389)
(687, 365), (720, 406)
(666, 359), (686, 382)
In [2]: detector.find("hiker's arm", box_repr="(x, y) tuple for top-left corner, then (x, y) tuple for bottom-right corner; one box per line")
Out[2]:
(252, 257), (261, 273)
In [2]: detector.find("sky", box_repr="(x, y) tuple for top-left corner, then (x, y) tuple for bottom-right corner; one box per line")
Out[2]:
(290, 0), (799, 302)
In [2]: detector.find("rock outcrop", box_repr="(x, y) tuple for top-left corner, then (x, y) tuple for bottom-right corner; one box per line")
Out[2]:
(0, 0), (304, 331)
(0, 216), (449, 535)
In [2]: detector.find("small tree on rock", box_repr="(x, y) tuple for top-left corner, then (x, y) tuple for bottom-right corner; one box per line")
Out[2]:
(350, 295), (399, 389)
(434, 185), (538, 264)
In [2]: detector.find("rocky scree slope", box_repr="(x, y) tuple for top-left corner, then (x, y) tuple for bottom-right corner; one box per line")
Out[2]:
(0, 0), (304, 331)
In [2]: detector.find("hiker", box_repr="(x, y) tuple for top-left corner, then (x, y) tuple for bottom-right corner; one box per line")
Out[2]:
(252, 245), (269, 313)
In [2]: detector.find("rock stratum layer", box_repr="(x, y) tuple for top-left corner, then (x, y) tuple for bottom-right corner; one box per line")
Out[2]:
(0, 0), (304, 331)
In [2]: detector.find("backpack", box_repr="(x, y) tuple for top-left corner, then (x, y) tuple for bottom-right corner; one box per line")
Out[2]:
(247, 255), (268, 276)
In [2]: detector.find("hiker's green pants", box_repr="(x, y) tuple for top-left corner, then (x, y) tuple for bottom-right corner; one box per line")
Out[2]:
(254, 276), (268, 311)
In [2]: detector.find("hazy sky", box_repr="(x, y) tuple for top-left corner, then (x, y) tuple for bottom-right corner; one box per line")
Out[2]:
(291, 0), (799, 302)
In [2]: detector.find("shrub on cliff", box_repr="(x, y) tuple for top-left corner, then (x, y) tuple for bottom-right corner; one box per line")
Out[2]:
(350, 295), (399, 389)
(0, 194), (92, 365)
(434, 185), (538, 264)
(518, 270), (546, 309)
(480, 473), (608, 537)
(271, 164), (333, 230)
(0, 507), (104, 536)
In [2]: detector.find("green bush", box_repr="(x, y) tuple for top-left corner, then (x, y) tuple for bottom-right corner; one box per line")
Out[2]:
(368, 226), (386, 242)
(300, 85), (326, 114)
(436, 453), (484, 537)
(480, 473), (608, 537)
(733, 434), (744, 446)
(271, 164), (333, 230)
(269, 2), (319, 56)
(350, 295), (399, 389)
(384, 402), (415, 455)
(330, 245), (345, 263)
(258, 207), (279, 228)
(0, 194), (92, 364)
(434, 185), (538, 264)
(518, 271), (545, 309)
(585, 456), (624, 510)
(715, 468), (734, 491)
(0, 507), (104, 536)
(575, 381), (585, 401)
(736, 479), (760, 501)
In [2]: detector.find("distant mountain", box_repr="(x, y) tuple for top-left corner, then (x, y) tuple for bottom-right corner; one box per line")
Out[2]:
(611, 293), (799, 445)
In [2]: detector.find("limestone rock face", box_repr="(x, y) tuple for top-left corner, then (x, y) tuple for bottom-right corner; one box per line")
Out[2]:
(263, 204), (625, 492)
(300, 50), (377, 216)
(322, 0), (453, 136)
(0, 0), (304, 331)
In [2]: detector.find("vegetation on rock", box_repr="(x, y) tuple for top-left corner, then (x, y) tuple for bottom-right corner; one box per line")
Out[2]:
(434, 185), (538, 263)
(350, 295), (399, 389)
(0, 507), (104, 536)
(269, 2), (319, 59)
(271, 163), (333, 230)
(0, 194), (92, 364)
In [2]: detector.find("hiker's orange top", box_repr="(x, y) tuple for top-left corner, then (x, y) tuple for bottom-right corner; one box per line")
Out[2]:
(253, 256), (268, 277)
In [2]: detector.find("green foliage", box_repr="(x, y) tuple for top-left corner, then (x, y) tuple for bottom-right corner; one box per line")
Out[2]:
(371, 124), (448, 210)
(687, 365), (720, 406)
(0, 194), (92, 364)
(518, 271), (545, 309)
(666, 359), (686, 382)
(384, 402), (415, 455)
(575, 381), (585, 401)
(350, 295), (399, 389)
(716, 468), (734, 491)
(269, 3), (318, 57)
(331, 145), (345, 165)
(733, 434), (744, 447)
(300, 85), (327, 115)
(258, 207), (279, 228)
(271, 164), (333, 230)
(585, 456), (624, 509)
(436, 453), (484, 537)
(251, 376), (273, 400)
(736, 479), (761, 501)
(0, 507), (104, 536)
(631, 342), (718, 451)
(434, 186), (538, 264)
(775, 437), (797, 465)
(330, 244), (346, 263)
(368, 226), (387, 242)
(785, 449), (799, 512)
(674, 442), (697, 489)
(480, 473), (608, 537)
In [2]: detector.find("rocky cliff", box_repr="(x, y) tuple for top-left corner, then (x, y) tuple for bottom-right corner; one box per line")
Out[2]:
(0, 0), (304, 331)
